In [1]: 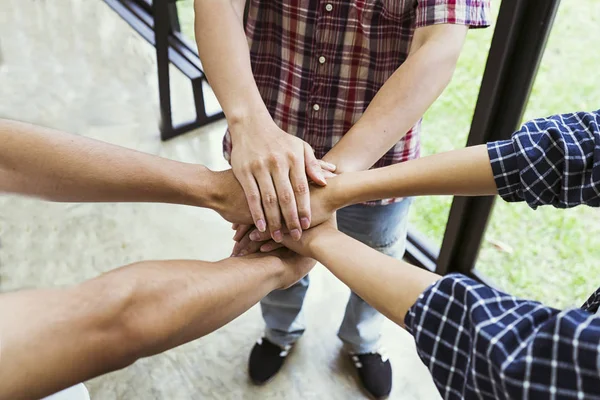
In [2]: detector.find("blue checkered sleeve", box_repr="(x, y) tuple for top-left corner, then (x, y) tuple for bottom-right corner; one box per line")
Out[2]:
(405, 274), (600, 399)
(487, 110), (600, 209)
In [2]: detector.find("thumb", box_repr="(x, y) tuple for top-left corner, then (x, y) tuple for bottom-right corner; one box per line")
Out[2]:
(304, 143), (326, 186)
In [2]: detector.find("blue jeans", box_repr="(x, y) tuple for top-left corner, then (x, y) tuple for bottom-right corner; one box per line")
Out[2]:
(260, 199), (412, 354)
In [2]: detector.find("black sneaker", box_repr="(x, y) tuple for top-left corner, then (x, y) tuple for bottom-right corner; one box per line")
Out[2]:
(350, 350), (392, 400)
(248, 336), (292, 385)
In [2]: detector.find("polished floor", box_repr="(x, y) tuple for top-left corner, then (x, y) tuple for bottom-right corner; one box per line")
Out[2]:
(0, 1), (439, 398)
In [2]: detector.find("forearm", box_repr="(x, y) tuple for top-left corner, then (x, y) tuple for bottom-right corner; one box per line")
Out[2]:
(309, 230), (440, 327)
(0, 255), (284, 400)
(114, 256), (284, 356)
(0, 119), (214, 206)
(323, 36), (462, 172)
(323, 144), (496, 210)
(194, 0), (271, 126)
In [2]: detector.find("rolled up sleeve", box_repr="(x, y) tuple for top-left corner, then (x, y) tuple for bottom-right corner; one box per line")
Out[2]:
(414, 0), (491, 29)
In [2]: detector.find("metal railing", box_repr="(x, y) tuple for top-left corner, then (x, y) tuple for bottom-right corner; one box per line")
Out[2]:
(103, 0), (225, 140)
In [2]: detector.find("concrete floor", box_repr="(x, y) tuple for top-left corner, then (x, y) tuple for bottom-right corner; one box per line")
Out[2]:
(0, 1), (440, 399)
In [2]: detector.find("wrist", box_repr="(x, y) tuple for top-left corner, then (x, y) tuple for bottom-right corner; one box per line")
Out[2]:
(179, 164), (219, 209)
(266, 256), (288, 289)
(240, 253), (287, 288)
(322, 122), (381, 173)
(322, 151), (364, 174)
(306, 228), (340, 259)
(227, 108), (273, 139)
(326, 174), (354, 210)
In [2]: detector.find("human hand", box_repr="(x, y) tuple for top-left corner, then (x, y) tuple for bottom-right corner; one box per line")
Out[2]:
(230, 177), (342, 256)
(229, 117), (335, 242)
(208, 169), (253, 224)
(232, 216), (337, 257)
(278, 216), (337, 258)
(207, 166), (336, 227)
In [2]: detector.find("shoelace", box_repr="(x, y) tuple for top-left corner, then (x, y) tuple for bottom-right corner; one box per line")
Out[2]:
(256, 336), (292, 357)
(351, 347), (389, 369)
(279, 345), (292, 357)
(379, 347), (389, 362)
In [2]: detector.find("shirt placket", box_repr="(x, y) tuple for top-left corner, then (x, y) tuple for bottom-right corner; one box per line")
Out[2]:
(307, 1), (335, 157)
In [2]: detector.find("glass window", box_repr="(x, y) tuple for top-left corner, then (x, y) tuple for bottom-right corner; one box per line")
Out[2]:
(475, 0), (600, 309)
(177, 0), (196, 41)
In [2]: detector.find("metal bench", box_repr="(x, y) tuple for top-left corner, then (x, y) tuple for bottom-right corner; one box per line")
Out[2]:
(103, 0), (225, 140)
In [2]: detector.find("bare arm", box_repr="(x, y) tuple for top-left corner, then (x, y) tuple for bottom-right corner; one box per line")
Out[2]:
(281, 221), (439, 328)
(0, 118), (256, 224)
(193, 0), (262, 126)
(0, 252), (314, 400)
(194, 0), (328, 242)
(0, 119), (212, 204)
(323, 24), (468, 172)
(323, 144), (496, 209)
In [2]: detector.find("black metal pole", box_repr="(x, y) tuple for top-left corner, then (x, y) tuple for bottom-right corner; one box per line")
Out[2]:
(153, 0), (174, 139)
(435, 0), (561, 277)
(168, 0), (181, 32)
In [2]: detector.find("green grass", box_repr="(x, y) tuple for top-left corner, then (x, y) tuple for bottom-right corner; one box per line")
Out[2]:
(178, 1), (600, 309)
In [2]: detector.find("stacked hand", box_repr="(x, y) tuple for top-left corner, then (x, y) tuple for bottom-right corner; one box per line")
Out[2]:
(207, 166), (339, 258)
(209, 116), (342, 283)
(208, 169), (340, 231)
(208, 115), (343, 257)
(229, 117), (336, 241)
(231, 215), (337, 257)
(229, 176), (339, 256)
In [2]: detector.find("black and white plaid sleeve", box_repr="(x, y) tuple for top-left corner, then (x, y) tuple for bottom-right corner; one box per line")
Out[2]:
(487, 110), (600, 209)
(405, 274), (600, 399)
(581, 287), (600, 314)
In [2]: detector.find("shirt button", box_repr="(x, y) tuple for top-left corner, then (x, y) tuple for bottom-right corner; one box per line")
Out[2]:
(325, 3), (333, 12)
(318, 56), (326, 64)
(313, 104), (320, 111)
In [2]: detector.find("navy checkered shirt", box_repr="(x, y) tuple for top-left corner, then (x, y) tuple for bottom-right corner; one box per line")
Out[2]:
(405, 110), (600, 399)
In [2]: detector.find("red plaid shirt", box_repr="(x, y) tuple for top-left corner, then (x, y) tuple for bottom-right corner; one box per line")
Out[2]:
(224, 0), (490, 205)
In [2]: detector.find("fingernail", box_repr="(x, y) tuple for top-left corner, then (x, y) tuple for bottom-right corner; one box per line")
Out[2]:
(239, 250), (247, 256)
(250, 231), (261, 241)
(261, 244), (273, 252)
(291, 229), (301, 241)
(301, 218), (310, 230)
(325, 162), (336, 170)
(273, 230), (283, 243)
(257, 219), (267, 232)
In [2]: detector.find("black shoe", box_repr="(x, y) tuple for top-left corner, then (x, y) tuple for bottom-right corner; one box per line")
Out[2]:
(248, 336), (292, 385)
(350, 350), (392, 400)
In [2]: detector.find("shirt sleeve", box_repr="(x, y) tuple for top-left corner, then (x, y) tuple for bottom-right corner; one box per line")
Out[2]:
(405, 274), (600, 399)
(414, 0), (491, 29)
(487, 110), (600, 209)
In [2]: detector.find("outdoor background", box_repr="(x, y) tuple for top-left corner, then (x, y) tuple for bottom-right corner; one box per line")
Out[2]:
(178, 0), (600, 310)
